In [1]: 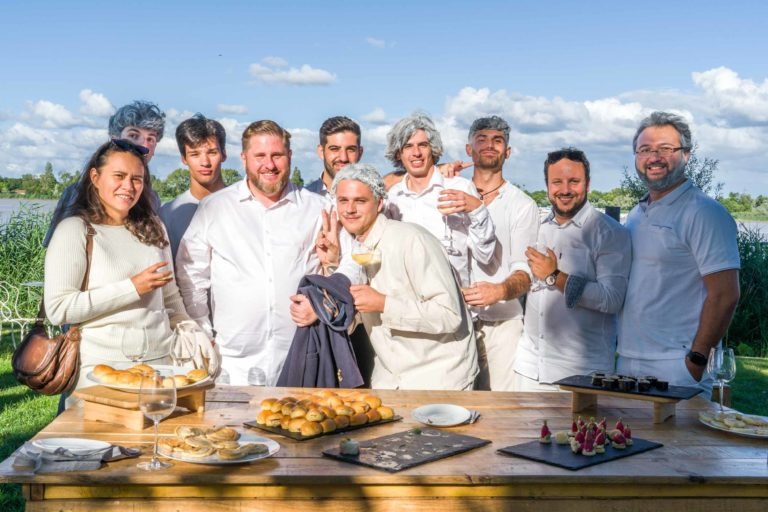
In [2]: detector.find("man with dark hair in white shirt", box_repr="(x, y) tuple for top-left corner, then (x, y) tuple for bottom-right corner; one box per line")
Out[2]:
(176, 120), (327, 386)
(514, 148), (631, 390)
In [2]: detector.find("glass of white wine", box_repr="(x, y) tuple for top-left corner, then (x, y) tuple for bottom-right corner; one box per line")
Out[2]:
(529, 242), (549, 292)
(351, 240), (381, 267)
(137, 370), (176, 471)
(707, 346), (736, 412)
(121, 327), (149, 363)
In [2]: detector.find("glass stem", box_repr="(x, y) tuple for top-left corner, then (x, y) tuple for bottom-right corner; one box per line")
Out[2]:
(719, 380), (724, 411)
(152, 419), (159, 463)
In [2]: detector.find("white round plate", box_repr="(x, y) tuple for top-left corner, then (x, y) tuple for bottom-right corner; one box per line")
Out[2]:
(698, 411), (768, 439)
(412, 404), (471, 427)
(86, 364), (211, 393)
(159, 431), (280, 465)
(32, 437), (111, 455)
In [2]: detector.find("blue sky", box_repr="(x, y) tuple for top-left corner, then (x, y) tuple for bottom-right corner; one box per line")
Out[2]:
(2, 0), (767, 194)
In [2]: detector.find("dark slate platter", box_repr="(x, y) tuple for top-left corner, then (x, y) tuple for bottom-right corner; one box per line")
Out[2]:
(243, 416), (402, 441)
(555, 374), (702, 400)
(322, 428), (491, 472)
(498, 437), (663, 470)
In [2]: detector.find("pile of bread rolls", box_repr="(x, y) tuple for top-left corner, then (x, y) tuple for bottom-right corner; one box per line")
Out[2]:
(255, 389), (395, 438)
(91, 364), (208, 389)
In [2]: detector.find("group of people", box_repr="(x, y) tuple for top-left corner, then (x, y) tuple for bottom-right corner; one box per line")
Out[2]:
(42, 100), (741, 407)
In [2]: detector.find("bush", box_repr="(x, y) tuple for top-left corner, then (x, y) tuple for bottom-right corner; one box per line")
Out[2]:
(725, 225), (768, 356)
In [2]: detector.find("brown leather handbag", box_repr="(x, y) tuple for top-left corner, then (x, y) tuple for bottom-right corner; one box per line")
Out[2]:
(12, 221), (95, 395)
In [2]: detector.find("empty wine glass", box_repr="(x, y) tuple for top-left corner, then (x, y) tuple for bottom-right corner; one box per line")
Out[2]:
(436, 200), (461, 257)
(529, 242), (549, 292)
(121, 327), (149, 363)
(137, 370), (177, 471)
(707, 346), (736, 412)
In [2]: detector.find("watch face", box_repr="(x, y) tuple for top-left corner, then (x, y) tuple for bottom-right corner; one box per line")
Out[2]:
(545, 275), (556, 286)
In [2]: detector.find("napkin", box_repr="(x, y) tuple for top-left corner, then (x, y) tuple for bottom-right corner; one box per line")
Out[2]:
(12, 443), (141, 474)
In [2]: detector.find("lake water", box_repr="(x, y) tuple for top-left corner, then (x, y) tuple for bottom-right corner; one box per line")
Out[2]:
(2, 198), (767, 236)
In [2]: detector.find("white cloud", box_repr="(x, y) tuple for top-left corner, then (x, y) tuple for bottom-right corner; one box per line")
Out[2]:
(692, 67), (768, 125)
(22, 100), (78, 128)
(362, 107), (387, 123)
(78, 89), (114, 117)
(249, 59), (336, 86)
(365, 37), (386, 48)
(262, 56), (288, 67)
(217, 104), (248, 115)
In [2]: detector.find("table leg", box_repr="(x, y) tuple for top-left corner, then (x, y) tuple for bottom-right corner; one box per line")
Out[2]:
(571, 392), (598, 412)
(653, 402), (676, 423)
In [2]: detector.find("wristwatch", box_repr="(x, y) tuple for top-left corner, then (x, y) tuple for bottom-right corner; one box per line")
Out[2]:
(686, 350), (708, 367)
(545, 269), (560, 286)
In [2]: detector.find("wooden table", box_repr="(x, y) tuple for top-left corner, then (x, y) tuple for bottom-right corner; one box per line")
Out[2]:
(2, 387), (767, 511)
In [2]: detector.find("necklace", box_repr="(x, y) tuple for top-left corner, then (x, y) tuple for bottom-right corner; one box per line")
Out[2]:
(478, 181), (505, 199)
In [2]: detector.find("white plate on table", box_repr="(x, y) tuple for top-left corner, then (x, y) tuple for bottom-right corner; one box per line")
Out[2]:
(698, 411), (768, 439)
(159, 431), (280, 465)
(32, 437), (111, 456)
(412, 404), (471, 427)
(86, 364), (211, 393)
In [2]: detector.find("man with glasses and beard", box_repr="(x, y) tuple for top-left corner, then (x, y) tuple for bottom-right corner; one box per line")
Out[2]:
(175, 120), (327, 386)
(513, 148), (631, 390)
(616, 112), (740, 392)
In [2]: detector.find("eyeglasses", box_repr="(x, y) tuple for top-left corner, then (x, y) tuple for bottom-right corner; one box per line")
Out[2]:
(111, 138), (150, 155)
(635, 146), (687, 158)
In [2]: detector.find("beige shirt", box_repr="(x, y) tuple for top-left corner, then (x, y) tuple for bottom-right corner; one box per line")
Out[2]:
(339, 215), (478, 390)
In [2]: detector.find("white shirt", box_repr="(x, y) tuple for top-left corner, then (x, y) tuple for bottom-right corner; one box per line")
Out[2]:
(470, 182), (540, 321)
(160, 190), (199, 261)
(385, 169), (495, 287)
(515, 202), (631, 383)
(337, 215), (479, 390)
(618, 180), (740, 360)
(175, 180), (325, 386)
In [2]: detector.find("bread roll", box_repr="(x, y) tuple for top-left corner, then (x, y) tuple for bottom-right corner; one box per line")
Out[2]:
(162, 377), (175, 389)
(366, 409), (382, 423)
(280, 414), (292, 430)
(281, 402), (296, 416)
(327, 396), (344, 409)
(351, 401), (371, 414)
(288, 417), (307, 433)
(256, 409), (271, 425)
(318, 405), (336, 419)
(305, 408), (325, 422)
(297, 398), (315, 409)
(290, 406), (307, 419)
(92, 364), (114, 379)
(320, 418), (336, 434)
(363, 395), (382, 409)
(173, 375), (191, 387)
(118, 372), (141, 388)
(376, 406), (395, 420)
(300, 421), (323, 437)
(260, 398), (278, 410)
(265, 413), (282, 427)
(131, 363), (155, 376)
(186, 368), (208, 382)
(349, 413), (368, 426)
(333, 415), (350, 429)
(334, 405), (355, 417)
(270, 400), (286, 413)
(100, 371), (121, 385)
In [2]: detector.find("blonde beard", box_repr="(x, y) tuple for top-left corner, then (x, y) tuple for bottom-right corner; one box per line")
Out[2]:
(249, 172), (289, 197)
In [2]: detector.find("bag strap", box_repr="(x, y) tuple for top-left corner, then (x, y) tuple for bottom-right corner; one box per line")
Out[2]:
(33, 219), (96, 329)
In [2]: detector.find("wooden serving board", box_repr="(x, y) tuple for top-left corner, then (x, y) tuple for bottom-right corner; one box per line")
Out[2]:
(243, 415), (402, 441)
(323, 428), (491, 472)
(498, 437), (663, 471)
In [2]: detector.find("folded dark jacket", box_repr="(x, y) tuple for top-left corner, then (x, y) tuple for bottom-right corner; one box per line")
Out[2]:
(277, 273), (363, 388)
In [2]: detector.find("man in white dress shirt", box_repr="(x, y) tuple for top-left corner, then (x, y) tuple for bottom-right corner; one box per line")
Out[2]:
(176, 120), (326, 386)
(514, 148), (631, 390)
(384, 113), (495, 288)
(291, 164), (478, 390)
(161, 114), (228, 260)
(460, 116), (540, 391)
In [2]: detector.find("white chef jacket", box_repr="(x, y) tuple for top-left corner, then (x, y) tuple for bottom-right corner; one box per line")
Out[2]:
(337, 214), (479, 390)
(514, 202), (631, 383)
(175, 180), (325, 386)
(385, 169), (495, 287)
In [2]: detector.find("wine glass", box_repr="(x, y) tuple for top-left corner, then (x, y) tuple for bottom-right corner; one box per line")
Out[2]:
(437, 201), (461, 256)
(137, 370), (177, 471)
(707, 347), (736, 412)
(351, 240), (381, 267)
(122, 327), (149, 363)
(529, 242), (549, 292)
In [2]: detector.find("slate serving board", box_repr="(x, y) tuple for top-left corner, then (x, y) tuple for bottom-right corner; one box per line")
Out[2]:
(322, 428), (491, 472)
(555, 375), (702, 400)
(498, 437), (663, 470)
(243, 416), (402, 441)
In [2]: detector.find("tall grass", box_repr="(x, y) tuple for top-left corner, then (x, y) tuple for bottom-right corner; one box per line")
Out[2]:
(0, 205), (50, 317)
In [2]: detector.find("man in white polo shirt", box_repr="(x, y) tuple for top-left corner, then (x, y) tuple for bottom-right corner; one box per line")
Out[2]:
(617, 111), (740, 392)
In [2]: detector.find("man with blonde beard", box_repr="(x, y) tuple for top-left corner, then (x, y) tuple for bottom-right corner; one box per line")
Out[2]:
(176, 120), (326, 386)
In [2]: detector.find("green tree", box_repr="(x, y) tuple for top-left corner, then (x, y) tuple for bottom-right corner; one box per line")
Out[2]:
(221, 168), (242, 185)
(290, 167), (304, 187)
(38, 162), (58, 197)
(620, 145), (724, 205)
(162, 168), (191, 199)
(526, 190), (549, 207)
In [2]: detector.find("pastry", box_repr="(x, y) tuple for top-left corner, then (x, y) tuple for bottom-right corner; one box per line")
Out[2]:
(349, 413), (368, 426)
(333, 415), (351, 429)
(320, 418), (337, 434)
(305, 408), (325, 422)
(300, 420), (323, 437)
(186, 368), (208, 382)
(92, 364), (115, 379)
(376, 406), (394, 420)
(363, 395), (382, 409)
(260, 398), (278, 410)
(206, 427), (240, 442)
(365, 409), (382, 423)
(288, 417), (307, 433)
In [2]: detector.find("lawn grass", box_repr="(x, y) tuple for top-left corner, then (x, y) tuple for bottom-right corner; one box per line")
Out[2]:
(731, 356), (768, 416)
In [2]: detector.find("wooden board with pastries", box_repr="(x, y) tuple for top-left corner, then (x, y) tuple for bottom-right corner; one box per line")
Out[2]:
(244, 389), (401, 441)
